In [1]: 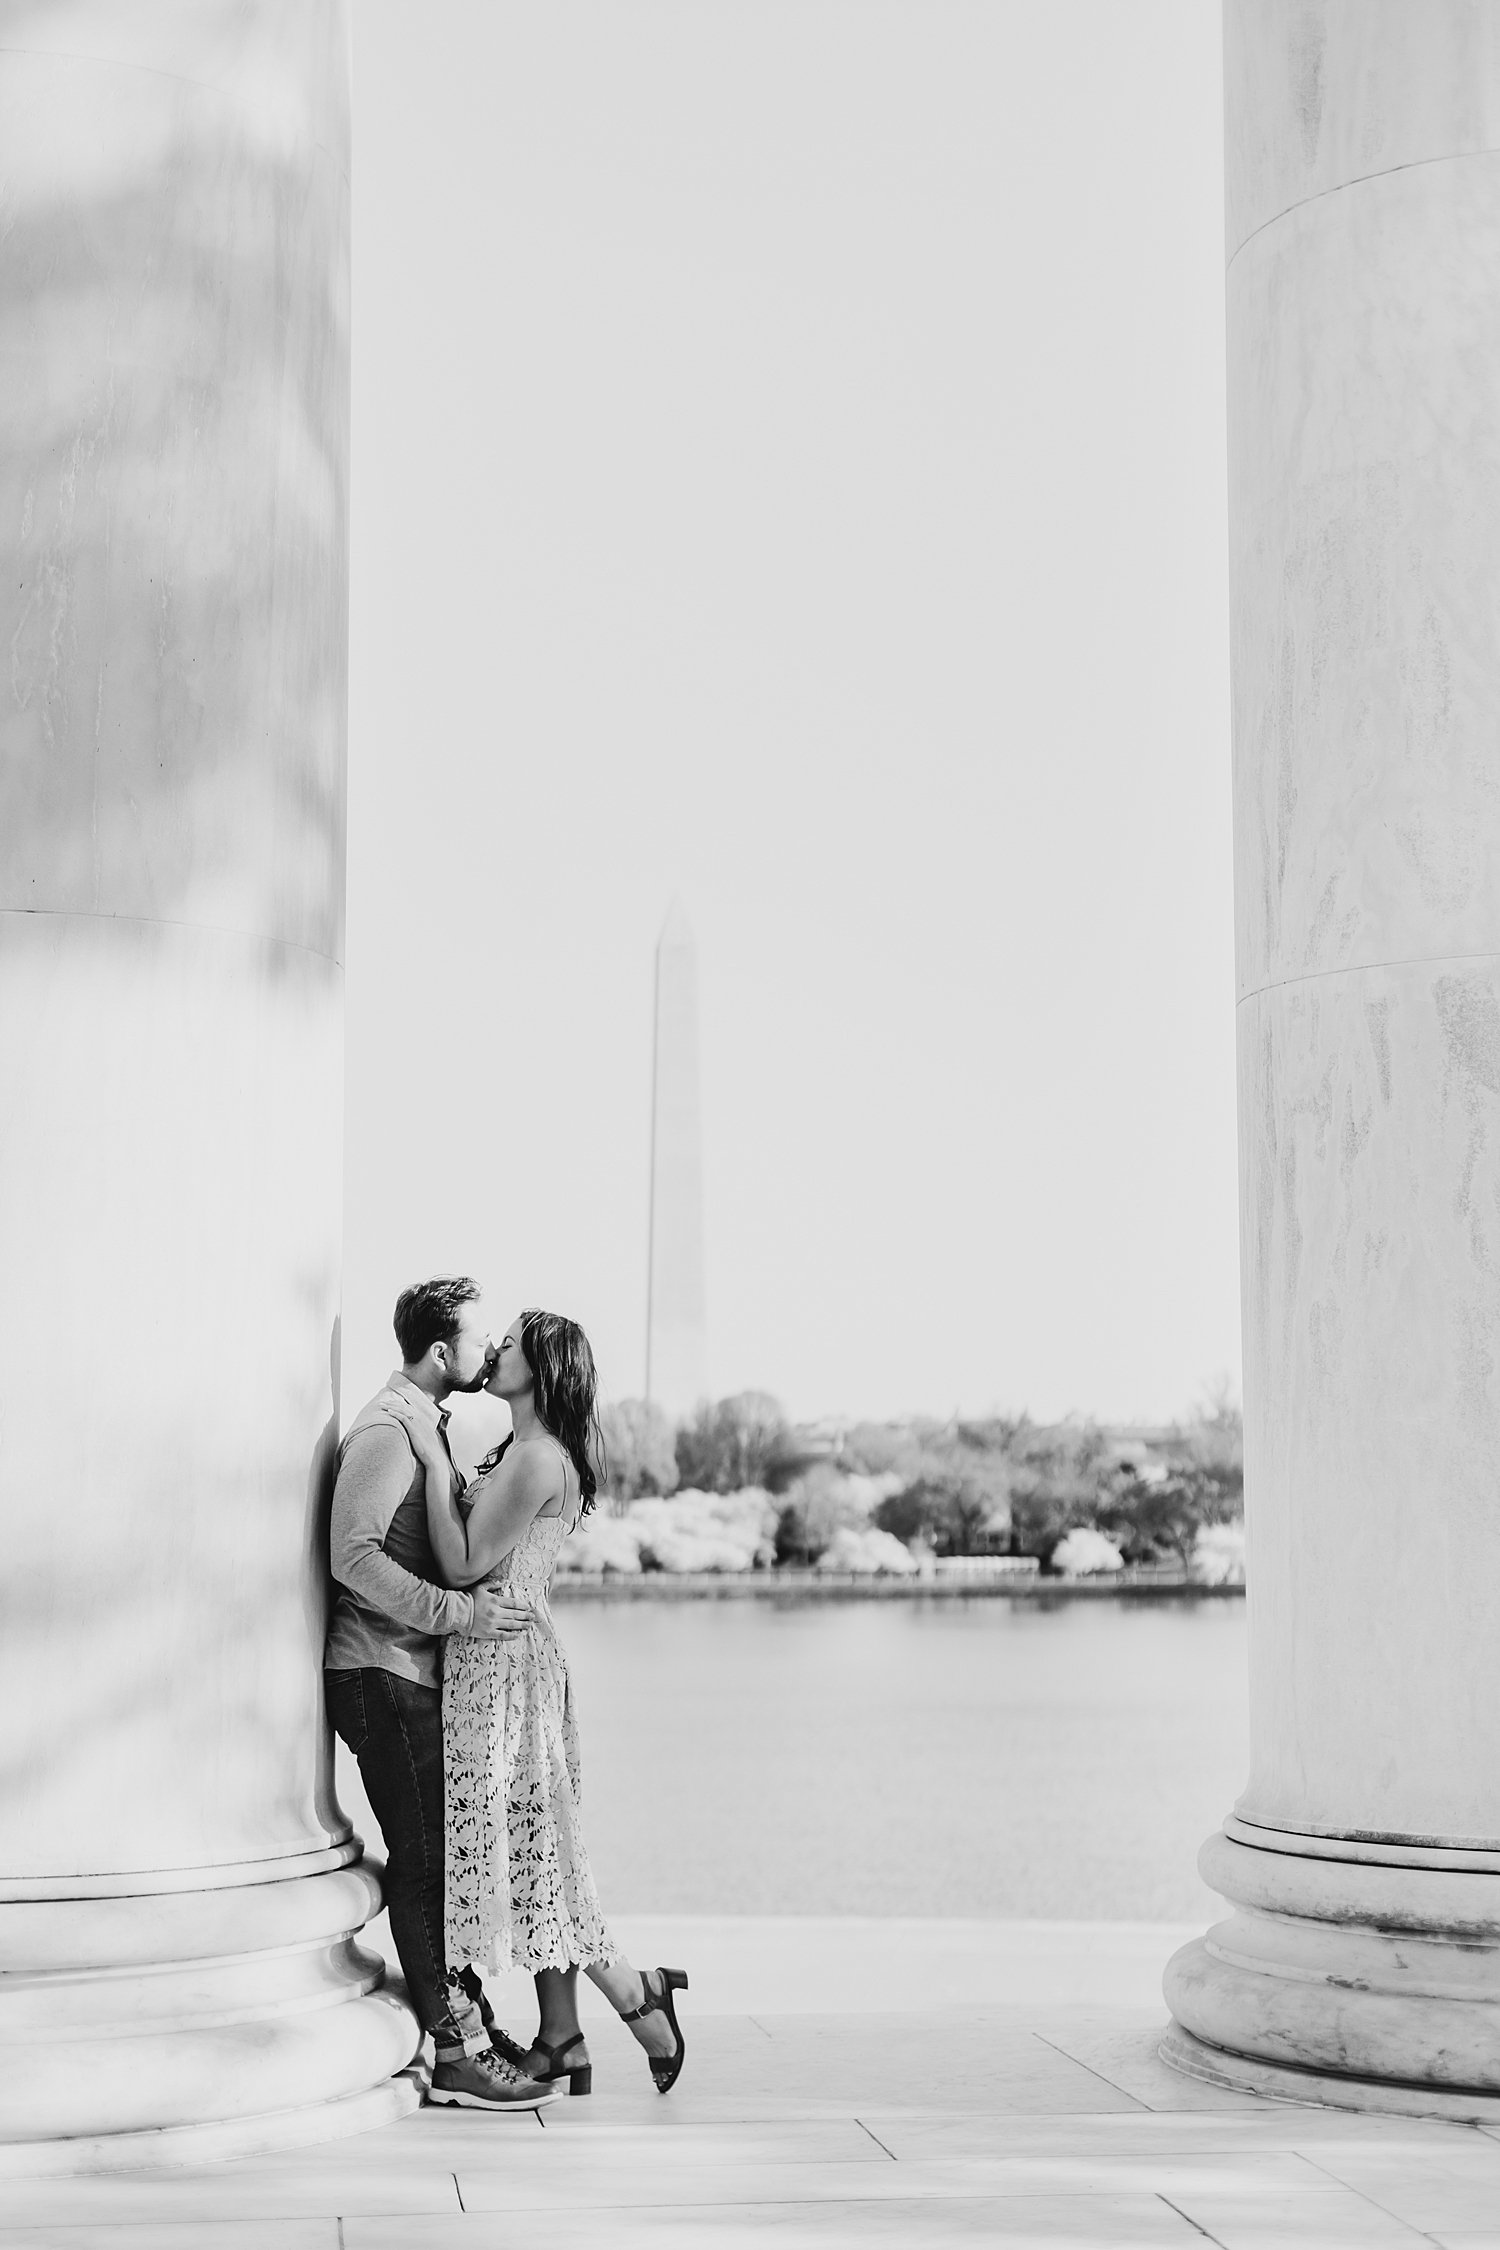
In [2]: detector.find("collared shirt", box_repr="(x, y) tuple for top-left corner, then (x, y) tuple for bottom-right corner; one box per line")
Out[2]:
(324, 1372), (475, 1687)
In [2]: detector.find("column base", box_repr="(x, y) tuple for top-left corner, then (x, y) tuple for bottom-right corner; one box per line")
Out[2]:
(1163, 1822), (1500, 2120)
(0, 2072), (422, 2178)
(1160, 2021), (1500, 2125)
(0, 1858), (422, 2158)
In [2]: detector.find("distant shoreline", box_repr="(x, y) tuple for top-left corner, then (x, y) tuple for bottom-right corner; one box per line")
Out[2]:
(551, 1570), (1244, 1602)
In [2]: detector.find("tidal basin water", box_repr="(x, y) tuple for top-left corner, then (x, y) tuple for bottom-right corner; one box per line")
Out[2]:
(556, 1593), (1248, 1923)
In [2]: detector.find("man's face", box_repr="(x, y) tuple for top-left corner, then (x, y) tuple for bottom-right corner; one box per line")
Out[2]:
(439, 1300), (494, 1394)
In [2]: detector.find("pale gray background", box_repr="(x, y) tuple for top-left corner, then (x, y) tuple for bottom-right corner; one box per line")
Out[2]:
(344, 0), (1234, 1427)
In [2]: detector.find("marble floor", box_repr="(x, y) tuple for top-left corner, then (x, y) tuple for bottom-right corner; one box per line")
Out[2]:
(8, 1921), (1500, 2248)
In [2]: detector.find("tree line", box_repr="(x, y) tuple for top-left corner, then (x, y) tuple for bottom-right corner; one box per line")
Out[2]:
(597, 1388), (1243, 1572)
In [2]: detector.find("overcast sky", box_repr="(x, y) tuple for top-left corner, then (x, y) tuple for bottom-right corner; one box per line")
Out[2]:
(342, 0), (1236, 1432)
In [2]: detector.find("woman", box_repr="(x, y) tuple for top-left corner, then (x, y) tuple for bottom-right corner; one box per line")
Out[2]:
(385, 1308), (687, 2096)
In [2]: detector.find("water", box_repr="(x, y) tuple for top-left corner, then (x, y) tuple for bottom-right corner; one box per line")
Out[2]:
(556, 1593), (1248, 1923)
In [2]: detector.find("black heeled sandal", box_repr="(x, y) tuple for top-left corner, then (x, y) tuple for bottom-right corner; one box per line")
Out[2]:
(528, 2035), (592, 2096)
(619, 1967), (688, 2094)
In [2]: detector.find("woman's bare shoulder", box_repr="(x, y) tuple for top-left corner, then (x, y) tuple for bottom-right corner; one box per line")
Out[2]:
(476, 1436), (561, 1498)
(510, 1436), (567, 1485)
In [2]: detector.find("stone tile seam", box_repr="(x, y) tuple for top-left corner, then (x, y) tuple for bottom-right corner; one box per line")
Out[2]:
(1228, 143), (1500, 272)
(1155, 2190), (1224, 2243)
(1298, 2146), (1445, 2236)
(1237, 948), (1500, 1008)
(1031, 2031), (1154, 2113)
(0, 43), (354, 186)
(0, 905), (344, 974)
(446, 2181), (1264, 2213)
(855, 2118), (898, 2160)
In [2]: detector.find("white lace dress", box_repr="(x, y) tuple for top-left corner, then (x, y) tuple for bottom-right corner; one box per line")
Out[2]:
(443, 1452), (619, 1979)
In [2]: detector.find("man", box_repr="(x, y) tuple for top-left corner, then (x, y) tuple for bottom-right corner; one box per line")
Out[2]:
(324, 1275), (554, 2111)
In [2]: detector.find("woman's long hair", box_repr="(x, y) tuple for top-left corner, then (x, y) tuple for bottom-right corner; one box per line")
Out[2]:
(512, 1307), (606, 1517)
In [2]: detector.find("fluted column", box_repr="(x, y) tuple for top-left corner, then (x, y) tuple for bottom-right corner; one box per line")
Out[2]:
(0, 3), (420, 2169)
(1163, 2), (1500, 2119)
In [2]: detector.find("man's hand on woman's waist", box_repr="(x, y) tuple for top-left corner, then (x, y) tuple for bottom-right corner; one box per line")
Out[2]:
(467, 1590), (537, 1638)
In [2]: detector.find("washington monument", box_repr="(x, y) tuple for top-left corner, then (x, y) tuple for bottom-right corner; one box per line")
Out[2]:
(646, 903), (707, 1416)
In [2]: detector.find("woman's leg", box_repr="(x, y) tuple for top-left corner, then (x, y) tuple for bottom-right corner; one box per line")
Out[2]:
(530, 1965), (585, 2059)
(585, 1956), (678, 2061)
(534, 1963), (583, 2043)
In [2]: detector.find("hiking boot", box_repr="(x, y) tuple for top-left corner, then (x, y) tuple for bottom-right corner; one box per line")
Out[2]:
(428, 2047), (559, 2111)
(488, 2025), (535, 2073)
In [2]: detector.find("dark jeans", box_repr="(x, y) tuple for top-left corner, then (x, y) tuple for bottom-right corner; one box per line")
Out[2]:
(325, 1666), (490, 2061)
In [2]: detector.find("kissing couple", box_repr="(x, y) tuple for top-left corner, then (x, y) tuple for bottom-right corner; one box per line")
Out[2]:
(323, 1276), (688, 2111)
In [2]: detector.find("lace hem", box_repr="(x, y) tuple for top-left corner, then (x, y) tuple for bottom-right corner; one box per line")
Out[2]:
(454, 1931), (622, 1980)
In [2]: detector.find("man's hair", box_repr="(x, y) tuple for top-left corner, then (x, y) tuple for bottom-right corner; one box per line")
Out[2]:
(393, 1276), (481, 1365)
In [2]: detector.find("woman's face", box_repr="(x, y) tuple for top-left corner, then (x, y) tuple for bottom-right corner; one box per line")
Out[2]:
(484, 1320), (532, 1405)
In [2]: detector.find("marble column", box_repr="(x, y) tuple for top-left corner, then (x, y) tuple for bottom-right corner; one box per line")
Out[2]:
(1162, 2), (1500, 2119)
(0, 4), (420, 2170)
